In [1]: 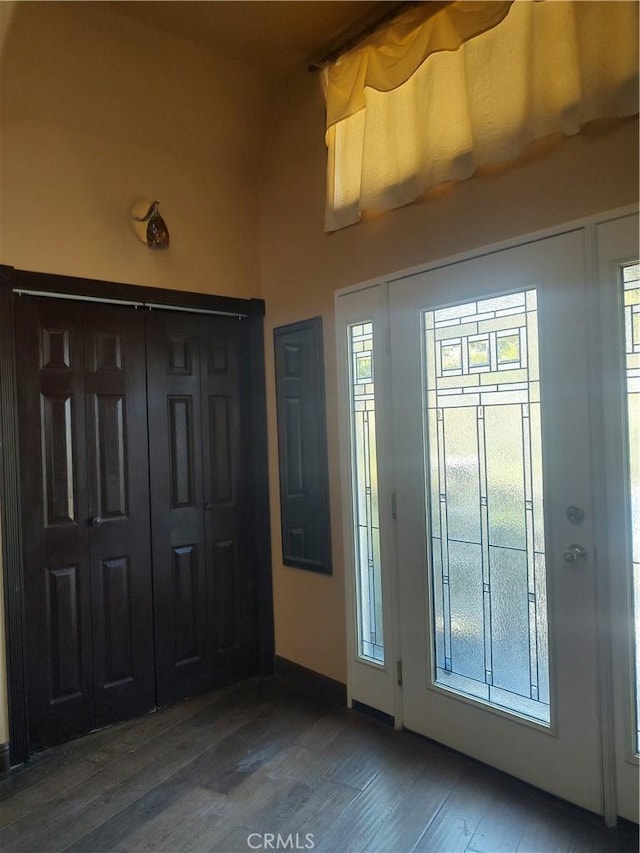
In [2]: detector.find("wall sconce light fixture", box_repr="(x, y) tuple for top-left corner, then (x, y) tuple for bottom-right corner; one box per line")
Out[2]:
(131, 199), (170, 249)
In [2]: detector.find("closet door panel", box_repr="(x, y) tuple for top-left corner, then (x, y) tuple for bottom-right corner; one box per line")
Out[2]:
(147, 313), (209, 705)
(84, 305), (155, 725)
(201, 317), (257, 679)
(15, 297), (94, 749)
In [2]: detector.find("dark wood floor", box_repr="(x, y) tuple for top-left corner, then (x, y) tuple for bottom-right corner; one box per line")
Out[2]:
(0, 678), (637, 853)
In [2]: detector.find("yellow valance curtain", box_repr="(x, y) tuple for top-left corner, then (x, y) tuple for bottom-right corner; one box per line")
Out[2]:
(322, 0), (639, 232)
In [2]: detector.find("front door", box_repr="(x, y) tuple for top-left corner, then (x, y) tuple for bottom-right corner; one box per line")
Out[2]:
(16, 297), (155, 749)
(390, 231), (603, 811)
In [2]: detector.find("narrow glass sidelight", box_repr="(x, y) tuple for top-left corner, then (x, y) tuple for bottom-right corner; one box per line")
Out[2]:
(423, 290), (550, 723)
(348, 322), (384, 664)
(621, 262), (640, 753)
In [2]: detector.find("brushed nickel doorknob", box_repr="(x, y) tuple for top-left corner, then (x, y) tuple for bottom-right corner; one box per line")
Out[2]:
(563, 544), (587, 564)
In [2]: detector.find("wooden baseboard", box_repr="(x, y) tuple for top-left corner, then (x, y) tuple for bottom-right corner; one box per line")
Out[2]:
(274, 656), (347, 708)
(0, 742), (10, 773)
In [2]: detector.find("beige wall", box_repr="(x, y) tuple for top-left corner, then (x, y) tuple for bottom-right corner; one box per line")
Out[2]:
(260, 71), (639, 684)
(0, 1), (272, 297)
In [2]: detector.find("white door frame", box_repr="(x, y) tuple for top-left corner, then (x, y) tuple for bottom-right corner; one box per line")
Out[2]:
(593, 212), (640, 824)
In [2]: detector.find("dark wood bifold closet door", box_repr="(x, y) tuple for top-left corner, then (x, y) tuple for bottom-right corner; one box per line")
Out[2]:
(146, 312), (257, 706)
(15, 297), (155, 750)
(14, 292), (260, 752)
(82, 304), (155, 728)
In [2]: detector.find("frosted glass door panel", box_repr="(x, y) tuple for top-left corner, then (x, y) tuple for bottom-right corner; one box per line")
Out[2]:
(424, 291), (549, 723)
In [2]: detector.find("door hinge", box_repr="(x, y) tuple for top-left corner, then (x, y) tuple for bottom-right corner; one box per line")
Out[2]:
(385, 324), (391, 353)
(397, 660), (403, 686)
(391, 492), (397, 520)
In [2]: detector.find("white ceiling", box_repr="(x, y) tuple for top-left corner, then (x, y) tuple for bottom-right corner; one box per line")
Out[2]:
(109, 1), (404, 76)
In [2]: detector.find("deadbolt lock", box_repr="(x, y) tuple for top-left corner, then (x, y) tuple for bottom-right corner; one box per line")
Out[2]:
(566, 505), (585, 525)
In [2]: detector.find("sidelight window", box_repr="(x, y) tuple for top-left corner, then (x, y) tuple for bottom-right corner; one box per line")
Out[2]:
(348, 322), (384, 664)
(621, 262), (640, 752)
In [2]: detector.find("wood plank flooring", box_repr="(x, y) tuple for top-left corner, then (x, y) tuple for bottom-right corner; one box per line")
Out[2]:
(0, 677), (637, 852)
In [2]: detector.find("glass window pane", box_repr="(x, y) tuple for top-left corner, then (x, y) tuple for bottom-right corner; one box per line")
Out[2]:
(468, 338), (490, 368)
(423, 290), (550, 724)
(349, 322), (384, 664)
(621, 262), (640, 753)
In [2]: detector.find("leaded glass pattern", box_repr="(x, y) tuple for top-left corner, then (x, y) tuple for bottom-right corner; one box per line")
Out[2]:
(349, 323), (384, 663)
(621, 263), (640, 753)
(423, 290), (550, 723)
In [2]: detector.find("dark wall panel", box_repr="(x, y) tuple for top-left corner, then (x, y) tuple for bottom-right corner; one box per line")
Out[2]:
(284, 398), (303, 496)
(273, 317), (332, 574)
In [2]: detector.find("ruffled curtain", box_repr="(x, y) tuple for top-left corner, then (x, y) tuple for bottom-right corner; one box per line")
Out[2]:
(322, 1), (639, 232)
